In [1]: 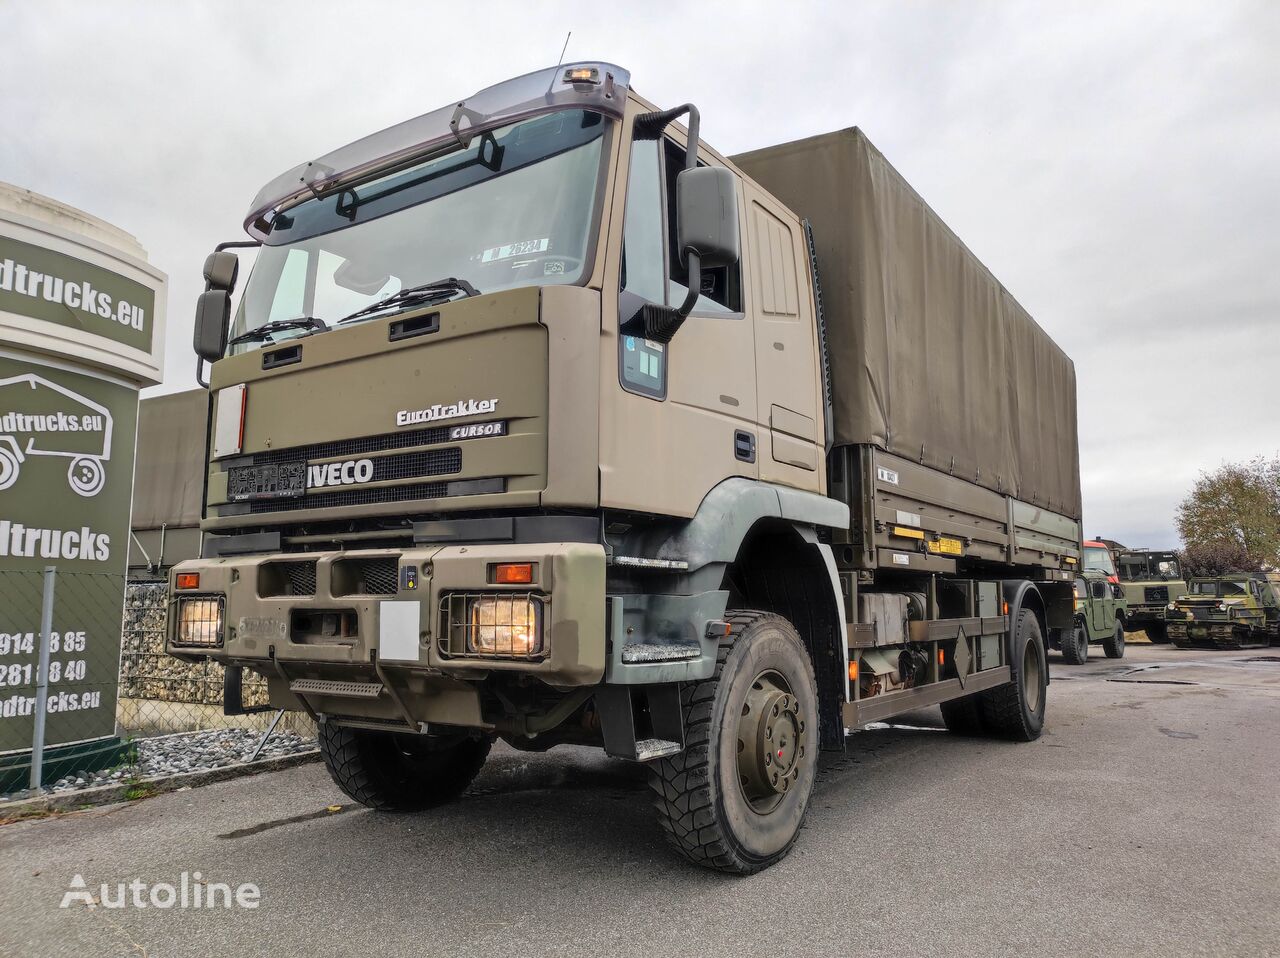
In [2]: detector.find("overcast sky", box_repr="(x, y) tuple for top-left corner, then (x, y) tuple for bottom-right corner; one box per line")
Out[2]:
(2, 0), (1276, 549)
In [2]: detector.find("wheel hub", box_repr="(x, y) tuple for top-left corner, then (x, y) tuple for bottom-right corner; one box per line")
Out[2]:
(737, 672), (806, 811)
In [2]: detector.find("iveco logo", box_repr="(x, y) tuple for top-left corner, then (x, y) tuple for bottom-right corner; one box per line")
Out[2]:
(396, 398), (498, 427)
(308, 458), (374, 488)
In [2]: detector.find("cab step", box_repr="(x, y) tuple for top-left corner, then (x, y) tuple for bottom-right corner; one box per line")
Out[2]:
(289, 678), (385, 699)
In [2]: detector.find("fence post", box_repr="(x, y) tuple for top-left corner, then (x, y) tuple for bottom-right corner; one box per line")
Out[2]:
(29, 565), (57, 792)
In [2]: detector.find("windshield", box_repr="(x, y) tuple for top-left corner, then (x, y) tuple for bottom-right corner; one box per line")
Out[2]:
(1190, 580), (1249, 596)
(1083, 545), (1115, 576)
(230, 109), (608, 351)
(1118, 553), (1180, 581)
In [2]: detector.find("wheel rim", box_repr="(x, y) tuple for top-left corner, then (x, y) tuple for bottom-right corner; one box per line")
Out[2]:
(736, 669), (805, 814)
(1022, 641), (1043, 713)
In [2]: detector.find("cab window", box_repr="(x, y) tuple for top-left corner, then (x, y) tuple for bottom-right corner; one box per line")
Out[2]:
(662, 140), (741, 314)
(618, 129), (744, 401)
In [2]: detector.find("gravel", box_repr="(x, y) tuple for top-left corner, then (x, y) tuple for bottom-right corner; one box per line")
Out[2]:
(1, 727), (317, 803)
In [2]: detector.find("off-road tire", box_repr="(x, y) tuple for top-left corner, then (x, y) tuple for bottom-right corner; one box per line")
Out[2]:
(319, 722), (491, 812)
(1145, 622), (1170, 644)
(977, 609), (1047, 741)
(647, 611), (819, 875)
(1103, 621), (1125, 659)
(940, 694), (986, 736)
(1169, 626), (1192, 649)
(1061, 622), (1088, 665)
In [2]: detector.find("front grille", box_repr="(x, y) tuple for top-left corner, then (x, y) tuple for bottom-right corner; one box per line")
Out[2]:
(248, 481), (450, 514)
(371, 448), (461, 483)
(246, 424), (459, 466)
(260, 560), (317, 596)
(333, 557), (399, 596)
(1145, 586), (1169, 603)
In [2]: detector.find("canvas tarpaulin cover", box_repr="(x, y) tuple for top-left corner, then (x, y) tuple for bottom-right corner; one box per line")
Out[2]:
(732, 128), (1081, 519)
(130, 388), (207, 530)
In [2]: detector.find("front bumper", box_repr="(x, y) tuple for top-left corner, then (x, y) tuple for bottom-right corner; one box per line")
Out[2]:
(166, 542), (606, 688)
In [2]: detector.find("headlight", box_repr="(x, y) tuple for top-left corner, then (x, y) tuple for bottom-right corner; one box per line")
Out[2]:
(1166, 603), (1177, 611)
(175, 596), (225, 647)
(466, 595), (543, 657)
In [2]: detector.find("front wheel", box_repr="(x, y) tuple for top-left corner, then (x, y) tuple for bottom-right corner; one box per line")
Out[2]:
(1103, 621), (1125, 659)
(319, 722), (491, 812)
(1145, 622), (1170, 644)
(1061, 622), (1089, 665)
(648, 611), (819, 874)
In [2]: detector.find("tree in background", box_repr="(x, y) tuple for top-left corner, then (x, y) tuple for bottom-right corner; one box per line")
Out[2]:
(1176, 455), (1280, 570)
(1178, 541), (1263, 577)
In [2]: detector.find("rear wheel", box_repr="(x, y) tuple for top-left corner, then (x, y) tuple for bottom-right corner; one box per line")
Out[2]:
(978, 609), (1047, 741)
(647, 611), (819, 874)
(1103, 621), (1125, 659)
(1061, 622), (1089, 665)
(319, 722), (491, 812)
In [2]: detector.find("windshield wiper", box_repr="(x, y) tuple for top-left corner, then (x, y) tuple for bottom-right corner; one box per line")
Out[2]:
(336, 277), (479, 326)
(228, 316), (328, 346)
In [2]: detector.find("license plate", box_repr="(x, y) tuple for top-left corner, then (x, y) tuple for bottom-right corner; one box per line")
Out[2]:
(926, 536), (964, 557)
(227, 460), (305, 501)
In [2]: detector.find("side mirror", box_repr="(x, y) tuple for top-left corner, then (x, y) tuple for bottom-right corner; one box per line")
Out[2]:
(638, 166), (740, 345)
(194, 290), (231, 363)
(203, 251), (240, 290)
(194, 249), (241, 365)
(676, 166), (740, 270)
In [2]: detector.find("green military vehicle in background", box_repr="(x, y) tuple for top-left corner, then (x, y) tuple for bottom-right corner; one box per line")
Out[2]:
(1117, 549), (1186, 644)
(167, 62), (1082, 873)
(1166, 574), (1278, 649)
(1052, 570), (1126, 663)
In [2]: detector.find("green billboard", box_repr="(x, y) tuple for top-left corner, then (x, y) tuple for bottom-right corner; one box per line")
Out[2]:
(0, 235), (155, 354)
(0, 352), (140, 752)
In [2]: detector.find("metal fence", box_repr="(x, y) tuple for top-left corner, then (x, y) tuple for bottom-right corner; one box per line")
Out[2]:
(1, 567), (316, 796)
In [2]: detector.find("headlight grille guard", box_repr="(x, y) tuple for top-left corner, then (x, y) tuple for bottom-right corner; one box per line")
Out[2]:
(438, 591), (547, 661)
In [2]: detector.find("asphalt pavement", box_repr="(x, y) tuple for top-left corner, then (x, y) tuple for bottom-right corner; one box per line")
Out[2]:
(2, 643), (1278, 958)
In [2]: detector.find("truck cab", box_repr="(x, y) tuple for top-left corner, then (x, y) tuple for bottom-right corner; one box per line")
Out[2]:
(1116, 549), (1187, 644)
(1167, 575), (1272, 650)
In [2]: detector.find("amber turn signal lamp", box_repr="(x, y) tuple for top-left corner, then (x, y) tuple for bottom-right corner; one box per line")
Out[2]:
(492, 563), (534, 585)
(848, 660), (858, 682)
(176, 573), (200, 590)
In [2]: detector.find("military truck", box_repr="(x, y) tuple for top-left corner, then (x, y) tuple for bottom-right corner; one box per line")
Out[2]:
(167, 62), (1080, 873)
(1053, 570), (1126, 663)
(1116, 549), (1187, 643)
(1166, 574), (1275, 649)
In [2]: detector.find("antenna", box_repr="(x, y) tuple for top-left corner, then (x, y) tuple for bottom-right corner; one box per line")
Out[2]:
(557, 31), (572, 67)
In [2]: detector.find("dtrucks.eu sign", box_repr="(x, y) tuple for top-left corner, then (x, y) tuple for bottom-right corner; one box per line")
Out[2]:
(0, 352), (139, 752)
(0, 235), (155, 354)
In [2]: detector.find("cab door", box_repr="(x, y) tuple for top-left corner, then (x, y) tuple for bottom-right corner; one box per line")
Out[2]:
(598, 115), (759, 518)
(1090, 578), (1109, 635)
